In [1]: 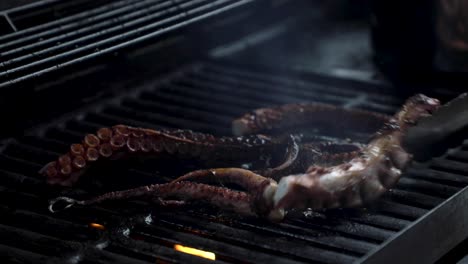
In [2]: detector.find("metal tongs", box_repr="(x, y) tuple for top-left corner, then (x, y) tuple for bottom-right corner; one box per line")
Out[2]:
(403, 92), (468, 162)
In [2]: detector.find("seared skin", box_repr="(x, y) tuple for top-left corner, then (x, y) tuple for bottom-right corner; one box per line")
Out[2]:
(45, 94), (440, 222)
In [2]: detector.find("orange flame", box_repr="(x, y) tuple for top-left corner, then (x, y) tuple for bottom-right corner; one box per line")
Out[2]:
(174, 244), (216, 260)
(89, 223), (105, 230)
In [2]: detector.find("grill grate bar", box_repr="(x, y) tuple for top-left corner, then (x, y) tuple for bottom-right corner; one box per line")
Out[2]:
(0, 0), (256, 88)
(0, 223), (79, 257)
(103, 104), (227, 133)
(327, 213), (411, 232)
(134, 223), (312, 264)
(17, 136), (70, 153)
(8, 0), (115, 30)
(0, 194), (176, 264)
(407, 167), (468, 187)
(1, 61), (468, 263)
(121, 98), (233, 127)
(167, 82), (271, 110)
(0, 206), (98, 242)
(104, 242), (223, 264)
(0, 0), (140, 48)
(0, 0), (210, 74)
(200, 70), (399, 116)
(397, 176), (460, 198)
(286, 218), (394, 243)
(44, 127), (87, 143)
(430, 158), (468, 176)
(86, 112), (168, 131)
(201, 62), (403, 106)
(0, 153), (43, 175)
(202, 63), (363, 98)
(155, 214), (359, 263)
(384, 189), (444, 209)
(375, 201), (427, 220)
(447, 150), (468, 163)
(196, 66), (400, 116)
(160, 211), (371, 256)
(4, 141), (60, 162)
(0, 243), (49, 264)
(0, 168), (43, 187)
(137, 91), (244, 117)
(187, 72), (347, 106)
(194, 211), (378, 255)
(0, 0), (187, 64)
(65, 119), (105, 134)
(3, 13), (17, 33)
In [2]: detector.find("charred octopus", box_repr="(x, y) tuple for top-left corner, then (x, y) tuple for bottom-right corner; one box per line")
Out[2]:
(42, 94), (440, 221)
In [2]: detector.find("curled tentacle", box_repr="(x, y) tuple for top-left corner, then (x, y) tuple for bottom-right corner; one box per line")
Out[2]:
(273, 94), (441, 211)
(39, 125), (286, 186)
(232, 102), (391, 136)
(255, 135), (300, 180)
(49, 193), (185, 212)
(171, 168), (282, 220)
(259, 141), (363, 180)
(48, 181), (283, 221)
(48, 197), (84, 213)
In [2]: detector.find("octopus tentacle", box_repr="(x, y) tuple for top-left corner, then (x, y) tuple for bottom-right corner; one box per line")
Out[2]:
(39, 125), (285, 186)
(171, 168), (273, 192)
(48, 181), (280, 220)
(154, 198), (187, 207)
(259, 141), (363, 179)
(300, 142), (363, 166)
(170, 168), (282, 219)
(42, 93), (441, 222)
(272, 94), (441, 211)
(232, 102), (391, 136)
(255, 135), (300, 180)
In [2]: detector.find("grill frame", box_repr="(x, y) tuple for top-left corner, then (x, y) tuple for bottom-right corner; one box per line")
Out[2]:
(361, 184), (468, 264)
(1, 60), (468, 263)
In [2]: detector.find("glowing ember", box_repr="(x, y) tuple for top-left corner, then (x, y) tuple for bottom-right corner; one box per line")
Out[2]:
(89, 223), (105, 230)
(174, 244), (216, 260)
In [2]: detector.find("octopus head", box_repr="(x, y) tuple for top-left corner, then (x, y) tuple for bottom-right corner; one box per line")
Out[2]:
(400, 94), (440, 125)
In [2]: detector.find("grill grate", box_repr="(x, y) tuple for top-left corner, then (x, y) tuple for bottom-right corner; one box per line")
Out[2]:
(1, 61), (468, 263)
(0, 0), (258, 88)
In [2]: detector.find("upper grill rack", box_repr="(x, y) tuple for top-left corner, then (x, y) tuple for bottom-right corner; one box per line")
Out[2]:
(1, 60), (468, 263)
(0, 0), (258, 88)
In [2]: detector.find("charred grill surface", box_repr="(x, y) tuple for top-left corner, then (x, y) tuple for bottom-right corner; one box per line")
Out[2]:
(0, 61), (467, 263)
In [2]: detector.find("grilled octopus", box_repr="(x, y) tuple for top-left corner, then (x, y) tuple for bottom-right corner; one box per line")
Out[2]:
(44, 94), (440, 222)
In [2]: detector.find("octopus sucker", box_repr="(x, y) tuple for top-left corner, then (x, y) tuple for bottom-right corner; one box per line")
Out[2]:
(43, 94), (441, 222)
(40, 125), (296, 186)
(97, 127), (113, 141)
(70, 144), (85, 156)
(86, 148), (99, 161)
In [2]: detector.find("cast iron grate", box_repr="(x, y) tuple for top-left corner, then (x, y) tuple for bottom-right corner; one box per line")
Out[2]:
(1, 61), (468, 263)
(0, 0), (259, 88)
